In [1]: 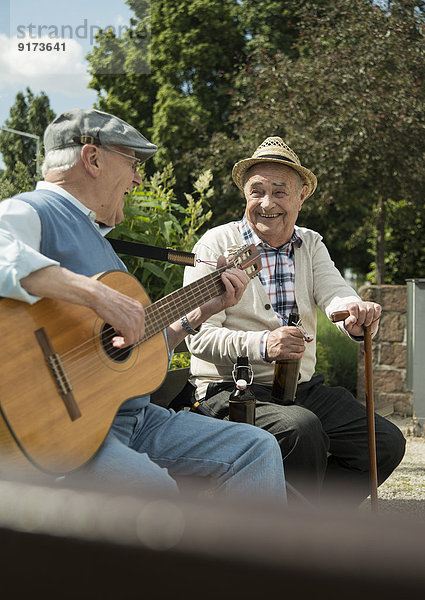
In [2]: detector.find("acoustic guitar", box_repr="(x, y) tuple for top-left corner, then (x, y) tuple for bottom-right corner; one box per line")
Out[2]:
(0, 245), (262, 475)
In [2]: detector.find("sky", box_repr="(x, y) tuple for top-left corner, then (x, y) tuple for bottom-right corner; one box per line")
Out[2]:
(0, 0), (142, 168)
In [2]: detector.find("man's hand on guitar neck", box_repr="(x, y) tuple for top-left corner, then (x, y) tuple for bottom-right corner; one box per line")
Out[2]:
(205, 254), (250, 311)
(20, 254), (249, 352)
(166, 256), (250, 351)
(20, 265), (145, 349)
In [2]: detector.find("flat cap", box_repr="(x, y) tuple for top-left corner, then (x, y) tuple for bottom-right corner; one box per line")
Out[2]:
(44, 108), (157, 162)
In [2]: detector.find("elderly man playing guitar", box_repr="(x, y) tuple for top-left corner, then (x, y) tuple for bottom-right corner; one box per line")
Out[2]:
(0, 109), (286, 501)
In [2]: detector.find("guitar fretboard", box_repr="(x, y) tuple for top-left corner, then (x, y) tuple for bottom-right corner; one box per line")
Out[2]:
(142, 267), (226, 340)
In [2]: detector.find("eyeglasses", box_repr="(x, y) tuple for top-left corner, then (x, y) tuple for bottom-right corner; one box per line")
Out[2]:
(103, 146), (142, 173)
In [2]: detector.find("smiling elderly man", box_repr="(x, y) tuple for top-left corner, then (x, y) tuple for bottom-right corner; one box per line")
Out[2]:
(183, 136), (406, 504)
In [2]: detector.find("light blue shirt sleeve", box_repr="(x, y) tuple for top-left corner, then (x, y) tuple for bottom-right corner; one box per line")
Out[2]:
(0, 198), (59, 303)
(1, 193), (172, 363)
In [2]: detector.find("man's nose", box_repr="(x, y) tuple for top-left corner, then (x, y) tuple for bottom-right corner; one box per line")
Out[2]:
(259, 193), (274, 207)
(133, 171), (143, 186)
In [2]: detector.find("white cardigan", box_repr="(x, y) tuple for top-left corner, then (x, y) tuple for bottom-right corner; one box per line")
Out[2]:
(183, 222), (361, 398)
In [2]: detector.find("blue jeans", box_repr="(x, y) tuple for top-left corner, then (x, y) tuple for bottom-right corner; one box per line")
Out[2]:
(78, 399), (286, 502)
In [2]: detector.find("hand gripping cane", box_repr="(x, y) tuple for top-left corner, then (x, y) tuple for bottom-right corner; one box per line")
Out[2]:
(331, 310), (379, 511)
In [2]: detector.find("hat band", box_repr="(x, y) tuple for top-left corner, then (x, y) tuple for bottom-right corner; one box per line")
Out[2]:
(257, 154), (296, 164)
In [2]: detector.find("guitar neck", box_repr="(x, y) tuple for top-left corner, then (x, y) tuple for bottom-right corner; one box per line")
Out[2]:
(143, 268), (225, 340)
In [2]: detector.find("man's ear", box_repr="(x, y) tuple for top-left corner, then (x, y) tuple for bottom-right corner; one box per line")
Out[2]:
(80, 144), (100, 178)
(299, 184), (308, 210)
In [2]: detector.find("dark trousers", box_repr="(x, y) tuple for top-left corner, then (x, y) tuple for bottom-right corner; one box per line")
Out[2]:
(201, 375), (406, 505)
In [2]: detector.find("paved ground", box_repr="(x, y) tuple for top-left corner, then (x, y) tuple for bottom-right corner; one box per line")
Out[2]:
(360, 415), (425, 520)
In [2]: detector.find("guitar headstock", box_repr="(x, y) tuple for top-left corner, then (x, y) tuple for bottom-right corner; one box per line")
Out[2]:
(224, 244), (263, 279)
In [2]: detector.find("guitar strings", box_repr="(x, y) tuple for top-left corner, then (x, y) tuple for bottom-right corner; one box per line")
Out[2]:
(61, 282), (219, 374)
(62, 279), (223, 386)
(55, 249), (258, 386)
(63, 279), (219, 366)
(2, 249), (258, 408)
(59, 265), (227, 362)
(58, 275), (226, 384)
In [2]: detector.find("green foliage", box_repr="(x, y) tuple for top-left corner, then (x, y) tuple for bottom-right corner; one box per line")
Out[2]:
(0, 161), (35, 201)
(366, 195), (425, 284)
(242, 0), (328, 57)
(0, 88), (55, 195)
(87, 0), (245, 189)
(87, 1), (333, 194)
(0, 160), (38, 201)
(110, 162), (213, 301)
(170, 351), (191, 370)
(87, 0), (425, 284)
(151, 83), (210, 168)
(315, 309), (358, 395)
(201, 0), (425, 283)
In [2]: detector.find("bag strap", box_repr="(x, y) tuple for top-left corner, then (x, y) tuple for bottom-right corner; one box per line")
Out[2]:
(107, 238), (196, 267)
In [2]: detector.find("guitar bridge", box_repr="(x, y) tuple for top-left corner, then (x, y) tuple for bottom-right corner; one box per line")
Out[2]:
(47, 353), (73, 395)
(35, 327), (81, 421)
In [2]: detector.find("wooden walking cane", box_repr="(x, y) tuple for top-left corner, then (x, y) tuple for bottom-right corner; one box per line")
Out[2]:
(331, 310), (379, 511)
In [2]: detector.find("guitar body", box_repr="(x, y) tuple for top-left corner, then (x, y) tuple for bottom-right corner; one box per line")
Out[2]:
(0, 271), (168, 475)
(0, 244), (262, 477)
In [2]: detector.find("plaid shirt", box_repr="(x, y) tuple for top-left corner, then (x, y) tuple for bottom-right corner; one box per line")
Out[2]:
(237, 215), (301, 326)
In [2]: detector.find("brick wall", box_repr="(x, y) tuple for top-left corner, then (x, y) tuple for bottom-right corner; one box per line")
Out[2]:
(356, 285), (413, 416)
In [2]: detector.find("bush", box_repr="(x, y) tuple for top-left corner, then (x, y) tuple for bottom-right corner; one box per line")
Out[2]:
(111, 163), (214, 372)
(314, 309), (358, 395)
(111, 162), (213, 302)
(170, 350), (191, 370)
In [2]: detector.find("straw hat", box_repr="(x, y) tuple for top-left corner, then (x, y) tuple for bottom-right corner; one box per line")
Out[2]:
(232, 136), (317, 199)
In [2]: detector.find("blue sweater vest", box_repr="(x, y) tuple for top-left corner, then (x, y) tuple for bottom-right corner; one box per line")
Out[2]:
(16, 189), (126, 276)
(16, 189), (150, 410)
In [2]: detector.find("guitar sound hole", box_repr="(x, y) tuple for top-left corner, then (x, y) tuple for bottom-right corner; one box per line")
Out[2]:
(100, 323), (133, 362)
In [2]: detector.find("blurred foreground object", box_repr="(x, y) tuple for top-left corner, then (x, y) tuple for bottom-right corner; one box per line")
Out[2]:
(1, 466), (425, 599)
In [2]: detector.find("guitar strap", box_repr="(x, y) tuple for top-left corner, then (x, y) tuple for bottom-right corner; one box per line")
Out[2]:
(107, 238), (196, 267)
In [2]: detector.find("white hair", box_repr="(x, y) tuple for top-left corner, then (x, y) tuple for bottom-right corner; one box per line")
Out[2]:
(41, 146), (82, 178)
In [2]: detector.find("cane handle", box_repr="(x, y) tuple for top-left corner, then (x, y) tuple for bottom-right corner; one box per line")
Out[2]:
(330, 310), (350, 323)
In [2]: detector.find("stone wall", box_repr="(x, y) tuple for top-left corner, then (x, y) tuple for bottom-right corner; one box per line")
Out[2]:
(356, 284), (413, 416)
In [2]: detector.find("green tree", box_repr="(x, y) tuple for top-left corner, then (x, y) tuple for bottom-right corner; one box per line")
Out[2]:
(202, 0), (425, 283)
(87, 4), (155, 153)
(0, 88), (55, 195)
(242, 0), (329, 57)
(315, 309), (358, 394)
(87, 0), (245, 185)
(87, 1), (334, 191)
(0, 162), (35, 200)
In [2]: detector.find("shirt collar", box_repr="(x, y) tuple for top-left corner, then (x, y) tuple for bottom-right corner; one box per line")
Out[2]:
(238, 214), (302, 250)
(36, 181), (114, 236)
